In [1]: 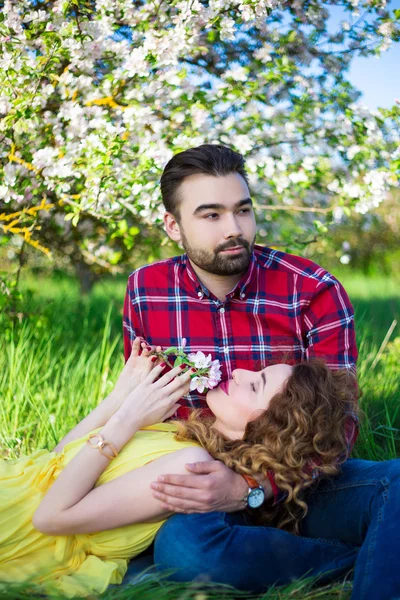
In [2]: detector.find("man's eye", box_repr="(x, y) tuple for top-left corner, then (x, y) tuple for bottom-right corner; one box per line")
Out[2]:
(204, 213), (219, 219)
(239, 208), (251, 214)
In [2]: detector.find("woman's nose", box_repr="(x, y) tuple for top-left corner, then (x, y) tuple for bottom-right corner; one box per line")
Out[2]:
(232, 369), (250, 384)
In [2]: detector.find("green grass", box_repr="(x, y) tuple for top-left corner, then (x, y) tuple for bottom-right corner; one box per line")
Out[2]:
(0, 270), (399, 599)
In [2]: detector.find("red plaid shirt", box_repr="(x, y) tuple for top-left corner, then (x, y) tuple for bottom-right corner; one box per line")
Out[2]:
(123, 245), (359, 504)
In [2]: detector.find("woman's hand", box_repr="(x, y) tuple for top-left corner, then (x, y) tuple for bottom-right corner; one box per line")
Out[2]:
(115, 362), (193, 430)
(109, 337), (161, 411)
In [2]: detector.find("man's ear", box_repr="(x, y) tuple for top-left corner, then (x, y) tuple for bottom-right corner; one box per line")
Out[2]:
(164, 212), (182, 243)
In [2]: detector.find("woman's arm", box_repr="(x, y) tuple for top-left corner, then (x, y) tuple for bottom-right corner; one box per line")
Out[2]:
(52, 338), (156, 453)
(33, 444), (212, 535)
(33, 362), (193, 534)
(52, 391), (121, 453)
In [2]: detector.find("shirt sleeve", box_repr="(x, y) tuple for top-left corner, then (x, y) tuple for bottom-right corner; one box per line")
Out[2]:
(304, 274), (359, 454)
(267, 275), (359, 506)
(303, 275), (358, 373)
(123, 275), (145, 362)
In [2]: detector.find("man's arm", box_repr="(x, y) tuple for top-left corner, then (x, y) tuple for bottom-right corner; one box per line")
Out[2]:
(264, 274), (359, 506)
(304, 274), (359, 452)
(304, 275), (358, 373)
(151, 460), (274, 514)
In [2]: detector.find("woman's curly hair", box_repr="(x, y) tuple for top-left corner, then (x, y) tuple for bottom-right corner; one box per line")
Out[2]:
(172, 359), (360, 534)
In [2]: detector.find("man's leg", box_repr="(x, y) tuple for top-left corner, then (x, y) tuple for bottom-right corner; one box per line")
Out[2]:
(115, 544), (160, 588)
(154, 510), (357, 592)
(300, 458), (400, 600)
(154, 459), (400, 599)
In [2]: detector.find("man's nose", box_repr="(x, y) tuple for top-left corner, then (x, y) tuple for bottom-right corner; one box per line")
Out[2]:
(223, 215), (242, 239)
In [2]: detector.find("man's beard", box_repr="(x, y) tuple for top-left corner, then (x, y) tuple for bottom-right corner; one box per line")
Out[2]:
(180, 230), (255, 276)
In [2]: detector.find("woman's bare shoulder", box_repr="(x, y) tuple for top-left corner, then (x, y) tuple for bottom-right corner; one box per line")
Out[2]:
(163, 444), (213, 465)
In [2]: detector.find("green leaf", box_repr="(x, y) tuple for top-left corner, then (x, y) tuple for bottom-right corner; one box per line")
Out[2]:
(163, 346), (178, 355)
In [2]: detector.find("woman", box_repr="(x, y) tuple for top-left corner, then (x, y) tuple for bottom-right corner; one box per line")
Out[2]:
(0, 338), (358, 598)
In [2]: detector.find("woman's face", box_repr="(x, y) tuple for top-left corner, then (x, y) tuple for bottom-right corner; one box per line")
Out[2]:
(206, 364), (293, 439)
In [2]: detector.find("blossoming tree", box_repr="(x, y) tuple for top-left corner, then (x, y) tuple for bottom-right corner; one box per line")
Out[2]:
(0, 0), (399, 291)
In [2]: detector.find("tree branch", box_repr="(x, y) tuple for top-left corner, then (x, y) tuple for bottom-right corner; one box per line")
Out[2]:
(257, 204), (332, 214)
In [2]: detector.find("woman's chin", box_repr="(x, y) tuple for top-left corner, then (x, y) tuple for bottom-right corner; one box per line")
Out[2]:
(205, 388), (217, 414)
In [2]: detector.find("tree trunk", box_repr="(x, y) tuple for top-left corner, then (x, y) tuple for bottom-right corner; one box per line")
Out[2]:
(74, 262), (97, 296)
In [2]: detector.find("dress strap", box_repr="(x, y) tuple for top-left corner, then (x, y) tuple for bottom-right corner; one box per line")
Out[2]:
(139, 423), (177, 433)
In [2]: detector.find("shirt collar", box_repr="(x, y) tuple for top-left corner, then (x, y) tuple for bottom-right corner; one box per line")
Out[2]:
(182, 251), (258, 301)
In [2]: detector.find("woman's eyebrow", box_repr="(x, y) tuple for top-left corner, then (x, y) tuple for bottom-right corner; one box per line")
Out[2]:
(261, 371), (266, 391)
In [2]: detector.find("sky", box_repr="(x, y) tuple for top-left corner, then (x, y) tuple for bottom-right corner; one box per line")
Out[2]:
(331, 0), (400, 108)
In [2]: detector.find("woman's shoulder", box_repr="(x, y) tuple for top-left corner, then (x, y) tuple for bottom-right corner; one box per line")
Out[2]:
(165, 444), (212, 463)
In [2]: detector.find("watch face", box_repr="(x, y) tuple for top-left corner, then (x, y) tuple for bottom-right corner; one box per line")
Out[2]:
(248, 487), (265, 508)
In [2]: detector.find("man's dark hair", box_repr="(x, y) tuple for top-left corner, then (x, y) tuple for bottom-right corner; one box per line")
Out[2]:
(160, 144), (249, 218)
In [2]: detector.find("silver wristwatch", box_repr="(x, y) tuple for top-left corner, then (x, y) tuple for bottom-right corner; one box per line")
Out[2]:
(242, 474), (265, 509)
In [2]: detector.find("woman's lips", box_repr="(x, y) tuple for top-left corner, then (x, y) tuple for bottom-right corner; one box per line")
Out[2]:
(219, 381), (229, 395)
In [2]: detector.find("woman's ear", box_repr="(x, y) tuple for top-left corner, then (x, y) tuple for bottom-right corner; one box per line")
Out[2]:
(164, 212), (182, 244)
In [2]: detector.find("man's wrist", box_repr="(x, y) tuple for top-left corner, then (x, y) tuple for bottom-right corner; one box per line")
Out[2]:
(260, 475), (274, 503)
(236, 473), (250, 509)
(237, 473), (274, 509)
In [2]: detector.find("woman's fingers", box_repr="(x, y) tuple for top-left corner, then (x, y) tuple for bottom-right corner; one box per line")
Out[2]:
(143, 361), (170, 384)
(164, 374), (192, 400)
(164, 369), (192, 392)
(128, 337), (142, 362)
(140, 342), (152, 357)
(161, 403), (181, 421)
(152, 364), (191, 388)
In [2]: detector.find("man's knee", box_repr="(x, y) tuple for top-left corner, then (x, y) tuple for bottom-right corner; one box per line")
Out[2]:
(154, 512), (228, 581)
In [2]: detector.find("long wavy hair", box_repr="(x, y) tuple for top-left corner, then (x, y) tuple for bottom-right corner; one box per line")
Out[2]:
(173, 360), (360, 534)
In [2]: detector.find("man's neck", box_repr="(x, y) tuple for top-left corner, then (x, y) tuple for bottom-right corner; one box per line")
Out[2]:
(188, 260), (243, 302)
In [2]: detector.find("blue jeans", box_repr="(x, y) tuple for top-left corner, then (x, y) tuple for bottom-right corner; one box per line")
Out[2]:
(150, 459), (400, 599)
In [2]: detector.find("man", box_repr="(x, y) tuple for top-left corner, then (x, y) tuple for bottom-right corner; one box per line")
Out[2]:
(124, 143), (358, 507)
(122, 145), (399, 598)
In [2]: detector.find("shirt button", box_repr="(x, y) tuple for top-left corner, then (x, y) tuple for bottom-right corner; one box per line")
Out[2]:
(219, 307), (225, 314)
(240, 293), (245, 299)
(223, 347), (229, 354)
(198, 291), (203, 298)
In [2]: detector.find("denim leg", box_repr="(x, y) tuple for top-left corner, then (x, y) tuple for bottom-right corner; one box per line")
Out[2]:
(154, 459), (400, 598)
(115, 543), (159, 588)
(154, 510), (357, 592)
(300, 458), (400, 600)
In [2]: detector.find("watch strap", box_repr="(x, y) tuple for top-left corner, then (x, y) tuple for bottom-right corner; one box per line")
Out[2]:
(242, 474), (260, 489)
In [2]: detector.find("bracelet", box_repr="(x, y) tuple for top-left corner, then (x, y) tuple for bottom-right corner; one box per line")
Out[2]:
(86, 433), (119, 460)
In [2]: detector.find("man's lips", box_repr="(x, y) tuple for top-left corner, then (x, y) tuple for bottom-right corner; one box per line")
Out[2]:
(219, 380), (229, 395)
(220, 246), (245, 254)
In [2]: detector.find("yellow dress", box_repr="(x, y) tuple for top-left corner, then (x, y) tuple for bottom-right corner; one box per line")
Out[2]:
(0, 423), (198, 598)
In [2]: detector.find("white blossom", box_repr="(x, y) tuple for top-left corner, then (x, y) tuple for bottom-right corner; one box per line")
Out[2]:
(223, 66), (248, 82)
(188, 351), (213, 369)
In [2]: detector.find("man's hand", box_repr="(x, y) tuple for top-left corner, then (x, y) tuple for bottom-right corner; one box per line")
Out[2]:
(150, 460), (249, 514)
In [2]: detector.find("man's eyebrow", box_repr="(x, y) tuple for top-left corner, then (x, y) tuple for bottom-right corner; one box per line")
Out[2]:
(193, 197), (253, 215)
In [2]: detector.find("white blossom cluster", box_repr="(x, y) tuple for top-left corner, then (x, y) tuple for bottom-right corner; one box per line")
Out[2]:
(0, 0), (399, 264)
